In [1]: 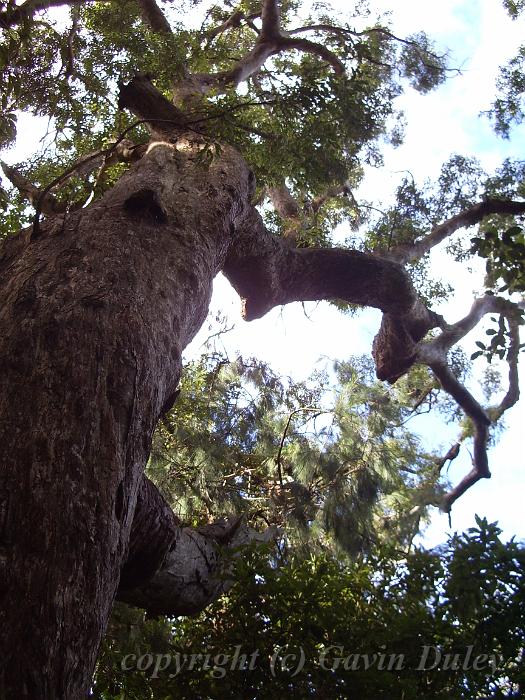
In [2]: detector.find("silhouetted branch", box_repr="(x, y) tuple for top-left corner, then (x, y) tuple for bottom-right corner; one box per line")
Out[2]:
(386, 198), (525, 264)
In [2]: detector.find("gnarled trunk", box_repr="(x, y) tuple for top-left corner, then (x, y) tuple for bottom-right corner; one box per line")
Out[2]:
(0, 139), (253, 698)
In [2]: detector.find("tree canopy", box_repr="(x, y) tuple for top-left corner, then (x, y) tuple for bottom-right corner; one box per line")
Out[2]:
(0, 1), (524, 697)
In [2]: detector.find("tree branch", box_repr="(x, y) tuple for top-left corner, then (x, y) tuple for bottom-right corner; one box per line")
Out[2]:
(310, 184), (352, 214)
(386, 198), (525, 264)
(224, 203), (442, 385)
(1, 160), (65, 215)
(416, 295), (523, 510)
(226, 202), (522, 511)
(206, 9), (260, 44)
(225, 206), (423, 318)
(429, 361), (491, 511)
(267, 183), (302, 219)
(260, 0), (280, 40)
(175, 0), (345, 101)
(279, 36), (345, 74)
(117, 477), (278, 616)
(137, 0), (172, 35)
(117, 75), (187, 131)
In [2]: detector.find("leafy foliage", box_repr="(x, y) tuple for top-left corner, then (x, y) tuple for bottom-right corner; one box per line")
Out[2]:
(471, 225), (525, 295)
(147, 350), (460, 556)
(0, 0), (449, 246)
(93, 518), (525, 699)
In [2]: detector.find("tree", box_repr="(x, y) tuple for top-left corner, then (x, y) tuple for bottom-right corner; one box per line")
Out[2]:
(0, 1), (523, 697)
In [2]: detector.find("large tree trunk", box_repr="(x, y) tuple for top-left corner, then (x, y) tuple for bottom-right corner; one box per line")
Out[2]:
(0, 139), (253, 698)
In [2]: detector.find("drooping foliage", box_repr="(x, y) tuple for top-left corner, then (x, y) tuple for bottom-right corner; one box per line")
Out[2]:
(147, 348), (480, 556)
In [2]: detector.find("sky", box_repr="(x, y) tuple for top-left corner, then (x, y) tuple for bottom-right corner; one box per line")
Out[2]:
(1, 0), (524, 547)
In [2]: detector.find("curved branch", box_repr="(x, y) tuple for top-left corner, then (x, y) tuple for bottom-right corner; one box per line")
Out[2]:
(386, 198), (525, 264)
(492, 312), (521, 418)
(224, 204), (441, 385)
(279, 36), (345, 75)
(225, 206), (427, 319)
(430, 361), (491, 511)
(416, 295), (523, 510)
(225, 202), (522, 511)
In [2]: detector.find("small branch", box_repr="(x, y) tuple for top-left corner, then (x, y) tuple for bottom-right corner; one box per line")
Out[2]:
(62, 5), (79, 80)
(28, 119), (155, 238)
(310, 184), (351, 214)
(279, 36), (345, 75)
(386, 198), (525, 264)
(206, 9), (260, 44)
(434, 441), (461, 474)
(1, 160), (64, 215)
(430, 361), (491, 512)
(492, 313), (521, 418)
(288, 22), (352, 38)
(419, 295), (518, 357)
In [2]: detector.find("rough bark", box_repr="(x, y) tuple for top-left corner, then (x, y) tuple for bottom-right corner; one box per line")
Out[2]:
(0, 138), (254, 698)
